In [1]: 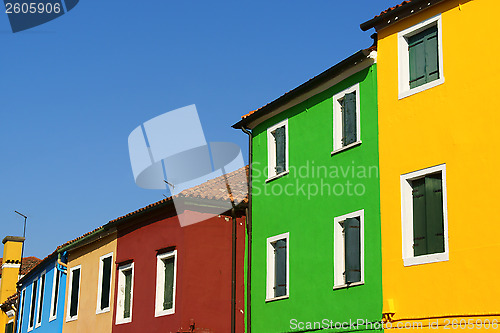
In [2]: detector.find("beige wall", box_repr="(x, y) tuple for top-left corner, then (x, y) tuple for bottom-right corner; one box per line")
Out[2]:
(62, 233), (117, 333)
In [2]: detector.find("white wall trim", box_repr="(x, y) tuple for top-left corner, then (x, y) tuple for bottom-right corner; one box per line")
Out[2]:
(155, 250), (178, 317)
(266, 118), (289, 180)
(1, 263), (21, 269)
(266, 232), (290, 301)
(49, 265), (60, 322)
(35, 271), (46, 328)
(398, 14), (444, 99)
(96, 252), (113, 315)
(66, 265), (81, 322)
(333, 209), (365, 288)
(115, 262), (134, 325)
(332, 83), (361, 152)
(400, 163), (449, 266)
(18, 289), (25, 333)
(27, 277), (38, 332)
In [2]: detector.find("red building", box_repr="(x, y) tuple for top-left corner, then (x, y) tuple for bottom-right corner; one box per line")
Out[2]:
(111, 167), (247, 333)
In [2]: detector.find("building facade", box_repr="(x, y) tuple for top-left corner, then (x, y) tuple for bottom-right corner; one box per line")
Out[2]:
(16, 252), (67, 333)
(361, 0), (500, 329)
(111, 167), (247, 333)
(233, 50), (382, 332)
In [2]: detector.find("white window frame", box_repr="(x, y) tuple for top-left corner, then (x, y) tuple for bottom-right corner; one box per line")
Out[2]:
(96, 252), (113, 315)
(398, 14), (444, 99)
(333, 210), (365, 289)
(401, 164), (449, 266)
(18, 289), (25, 333)
(35, 271), (46, 328)
(27, 278), (38, 332)
(49, 266), (60, 322)
(332, 83), (361, 154)
(266, 119), (289, 181)
(266, 232), (289, 302)
(115, 263), (134, 325)
(155, 250), (178, 317)
(66, 265), (81, 322)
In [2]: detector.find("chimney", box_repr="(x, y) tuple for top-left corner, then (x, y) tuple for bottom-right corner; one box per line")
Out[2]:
(0, 236), (25, 304)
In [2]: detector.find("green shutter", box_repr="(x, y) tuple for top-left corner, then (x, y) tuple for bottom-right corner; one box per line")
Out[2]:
(100, 256), (112, 310)
(123, 270), (132, 318)
(409, 26), (439, 88)
(424, 26), (439, 82)
(341, 92), (357, 146)
(425, 174), (445, 254)
(273, 126), (286, 174)
(412, 178), (428, 256)
(70, 269), (80, 317)
(274, 239), (287, 297)
(163, 257), (175, 310)
(5, 322), (13, 333)
(344, 217), (361, 283)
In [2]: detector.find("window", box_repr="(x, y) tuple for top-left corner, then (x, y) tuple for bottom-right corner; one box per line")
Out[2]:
(332, 84), (361, 153)
(334, 210), (364, 288)
(97, 252), (113, 314)
(5, 321), (14, 333)
(116, 263), (134, 324)
(49, 267), (61, 321)
(66, 265), (81, 322)
(28, 279), (37, 331)
(18, 289), (25, 333)
(155, 250), (177, 317)
(267, 119), (288, 181)
(401, 164), (448, 266)
(398, 14), (444, 99)
(35, 272), (46, 327)
(266, 233), (289, 301)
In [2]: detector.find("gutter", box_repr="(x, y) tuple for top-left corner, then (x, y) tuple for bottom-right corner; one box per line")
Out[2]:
(360, 0), (446, 31)
(240, 126), (252, 333)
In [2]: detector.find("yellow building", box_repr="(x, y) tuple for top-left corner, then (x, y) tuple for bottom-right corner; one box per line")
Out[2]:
(0, 236), (24, 332)
(60, 227), (117, 333)
(361, 0), (500, 330)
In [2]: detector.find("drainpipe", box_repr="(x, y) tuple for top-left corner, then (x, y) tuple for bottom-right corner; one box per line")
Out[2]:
(240, 126), (252, 333)
(57, 252), (68, 274)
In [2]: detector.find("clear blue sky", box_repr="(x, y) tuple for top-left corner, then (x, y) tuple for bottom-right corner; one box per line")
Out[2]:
(0, 1), (397, 259)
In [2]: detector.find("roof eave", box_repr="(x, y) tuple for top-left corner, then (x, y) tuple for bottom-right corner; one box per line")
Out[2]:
(232, 49), (373, 130)
(360, 0), (446, 31)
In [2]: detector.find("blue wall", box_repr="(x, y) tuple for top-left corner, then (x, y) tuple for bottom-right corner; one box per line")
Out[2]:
(18, 257), (66, 333)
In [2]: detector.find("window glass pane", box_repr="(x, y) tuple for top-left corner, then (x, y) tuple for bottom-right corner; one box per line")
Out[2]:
(273, 126), (286, 174)
(163, 257), (175, 310)
(341, 92), (357, 146)
(52, 270), (60, 316)
(70, 269), (80, 317)
(37, 274), (45, 323)
(30, 280), (37, 327)
(100, 256), (112, 310)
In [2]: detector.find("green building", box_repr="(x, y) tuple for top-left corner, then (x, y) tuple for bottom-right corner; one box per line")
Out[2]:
(233, 47), (382, 332)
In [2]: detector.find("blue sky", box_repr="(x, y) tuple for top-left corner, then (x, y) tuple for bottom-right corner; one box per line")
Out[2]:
(0, 1), (397, 259)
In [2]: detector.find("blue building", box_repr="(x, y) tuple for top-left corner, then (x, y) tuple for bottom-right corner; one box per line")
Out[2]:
(17, 251), (67, 333)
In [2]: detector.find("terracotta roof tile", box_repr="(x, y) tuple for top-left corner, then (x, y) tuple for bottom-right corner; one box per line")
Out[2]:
(373, 0), (413, 20)
(0, 292), (19, 310)
(0, 256), (41, 277)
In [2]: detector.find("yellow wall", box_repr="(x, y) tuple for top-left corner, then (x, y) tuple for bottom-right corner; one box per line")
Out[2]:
(0, 237), (24, 330)
(62, 233), (117, 333)
(377, 0), (500, 330)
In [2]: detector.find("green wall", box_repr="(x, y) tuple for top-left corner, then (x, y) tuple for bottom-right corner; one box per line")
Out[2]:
(250, 64), (382, 332)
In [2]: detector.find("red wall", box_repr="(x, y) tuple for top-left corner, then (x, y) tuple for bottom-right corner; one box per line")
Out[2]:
(112, 205), (246, 333)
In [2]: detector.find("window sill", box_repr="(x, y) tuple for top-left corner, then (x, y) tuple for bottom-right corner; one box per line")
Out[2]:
(265, 171), (289, 183)
(265, 295), (289, 303)
(403, 252), (448, 267)
(332, 281), (364, 290)
(65, 316), (78, 323)
(96, 307), (110, 315)
(399, 77), (445, 99)
(331, 141), (362, 156)
(115, 318), (132, 325)
(49, 316), (57, 322)
(155, 309), (175, 317)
